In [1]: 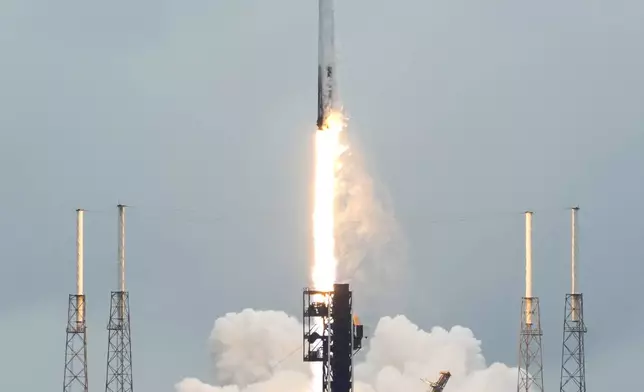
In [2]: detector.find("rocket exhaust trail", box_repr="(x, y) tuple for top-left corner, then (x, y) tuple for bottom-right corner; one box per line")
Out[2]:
(317, 0), (337, 130)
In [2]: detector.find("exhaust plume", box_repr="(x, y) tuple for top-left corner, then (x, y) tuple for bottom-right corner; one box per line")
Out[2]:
(175, 310), (517, 392)
(334, 133), (409, 309)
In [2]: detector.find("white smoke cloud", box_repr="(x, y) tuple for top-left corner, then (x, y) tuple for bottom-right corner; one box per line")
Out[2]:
(205, 309), (308, 387)
(334, 133), (409, 309)
(175, 310), (517, 392)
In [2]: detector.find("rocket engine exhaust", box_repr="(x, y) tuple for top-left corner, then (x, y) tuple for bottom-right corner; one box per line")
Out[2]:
(316, 0), (337, 130)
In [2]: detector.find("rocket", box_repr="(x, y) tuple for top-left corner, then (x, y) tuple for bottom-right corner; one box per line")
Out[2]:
(316, 0), (337, 130)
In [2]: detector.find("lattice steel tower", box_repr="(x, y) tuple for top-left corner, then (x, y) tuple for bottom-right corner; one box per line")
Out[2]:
(105, 205), (133, 392)
(517, 211), (544, 392)
(559, 207), (587, 392)
(64, 209), (89, 392)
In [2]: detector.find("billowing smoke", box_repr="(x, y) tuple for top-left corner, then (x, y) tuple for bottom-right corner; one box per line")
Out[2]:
(175, 310), (517, 392)
(206, 309), (308, 387)
(334, 132), (409, 310)
(174, 127), (516, 392)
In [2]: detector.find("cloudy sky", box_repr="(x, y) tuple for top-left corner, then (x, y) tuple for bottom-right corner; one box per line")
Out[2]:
(1, 0), (642, 391)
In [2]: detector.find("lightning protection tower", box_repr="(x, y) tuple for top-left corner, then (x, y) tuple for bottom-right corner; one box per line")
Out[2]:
(64, 209), (89, 392)
(559, 207), (587, 392)
(105, 204), (133, 392)
(303, 283), (364, 392)
(517, 211), (544, 392)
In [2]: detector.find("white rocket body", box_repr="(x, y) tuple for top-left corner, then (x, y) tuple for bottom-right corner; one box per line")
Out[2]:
(316, 0), (338, 130)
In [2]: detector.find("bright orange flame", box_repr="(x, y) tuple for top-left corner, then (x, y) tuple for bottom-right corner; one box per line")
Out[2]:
(310, 111), (346, 392)
(312, 111), (346, 291)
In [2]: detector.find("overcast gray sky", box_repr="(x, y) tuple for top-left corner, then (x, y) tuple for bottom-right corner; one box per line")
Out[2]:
(1, 0), (643, 391)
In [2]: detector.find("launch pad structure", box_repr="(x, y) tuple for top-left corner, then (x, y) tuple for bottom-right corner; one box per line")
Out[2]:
(303, 283), (364, 392)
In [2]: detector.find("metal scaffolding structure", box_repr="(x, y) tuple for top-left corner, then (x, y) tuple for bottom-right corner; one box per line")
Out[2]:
(559, 294), (587, 392)
(517, 297), (544, 392)
(64, 294), (89, 392)
(303, 283), (364, 392)
(105, 291), (133, 392)
(421, 371), (451, 392)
